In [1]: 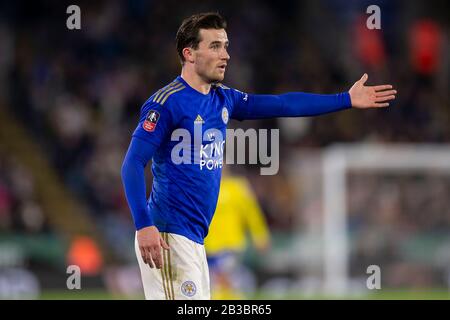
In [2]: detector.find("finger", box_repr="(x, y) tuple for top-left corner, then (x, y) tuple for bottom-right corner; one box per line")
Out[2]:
(145, 248), (155, 268)
(375, 89), (397, 97)
(373, 84), (393, 91)
(139, 246), (148, 264)
(373, 102), (390, 108)
(375, 95), (396, 102)
(151, 246), (163, 269)
(359, 73), (368, 84)
(160, 237), (170, 250)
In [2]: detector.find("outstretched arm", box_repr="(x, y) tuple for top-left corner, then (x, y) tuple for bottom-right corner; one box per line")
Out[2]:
(231, 73), (396, 120)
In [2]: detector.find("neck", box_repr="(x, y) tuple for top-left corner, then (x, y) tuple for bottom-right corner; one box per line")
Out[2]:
(181, 67), (211, 95)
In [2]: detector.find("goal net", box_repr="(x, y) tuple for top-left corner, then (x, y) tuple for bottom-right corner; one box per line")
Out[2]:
(286, 144), (450, 296)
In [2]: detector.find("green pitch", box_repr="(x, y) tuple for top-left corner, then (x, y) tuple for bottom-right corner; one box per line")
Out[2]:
(39, 289), (450, 300)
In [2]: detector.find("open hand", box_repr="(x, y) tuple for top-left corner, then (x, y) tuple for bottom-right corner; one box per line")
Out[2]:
(349, 73), (397, 109)
(137, 226), (170, 269)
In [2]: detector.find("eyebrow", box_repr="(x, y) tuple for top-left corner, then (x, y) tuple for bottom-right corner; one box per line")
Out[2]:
(209, 40), (229, 46)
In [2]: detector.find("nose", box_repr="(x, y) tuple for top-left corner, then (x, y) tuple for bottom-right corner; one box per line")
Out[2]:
(222, 48), (230, 61)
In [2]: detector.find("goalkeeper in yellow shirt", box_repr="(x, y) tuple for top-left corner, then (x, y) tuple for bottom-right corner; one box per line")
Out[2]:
(204, 166), (271, 299)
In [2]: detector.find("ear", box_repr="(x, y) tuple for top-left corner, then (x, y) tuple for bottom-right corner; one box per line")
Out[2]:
(182, 47), (195, 64)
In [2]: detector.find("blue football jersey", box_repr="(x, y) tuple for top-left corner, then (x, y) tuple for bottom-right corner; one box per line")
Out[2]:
(124, 75), (351, 244)
(132, 76), (245, 244)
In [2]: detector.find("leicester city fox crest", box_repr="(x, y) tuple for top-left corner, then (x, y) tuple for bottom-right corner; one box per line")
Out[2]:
(181, 280), (197, 297)
(221, 106), (229, 124)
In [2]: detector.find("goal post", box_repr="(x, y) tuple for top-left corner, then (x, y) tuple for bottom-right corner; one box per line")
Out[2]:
(322, 144), (450, 295)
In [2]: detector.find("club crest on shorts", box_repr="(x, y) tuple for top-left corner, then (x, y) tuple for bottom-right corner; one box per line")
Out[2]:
(222, 106), (229, 124)
(143, 110), (160, 132)
(181, 280), (196, 297)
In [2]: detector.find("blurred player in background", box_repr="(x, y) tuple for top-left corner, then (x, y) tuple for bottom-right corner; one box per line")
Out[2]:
(205, 166), (270, 299)
(121, 12), (397, 300)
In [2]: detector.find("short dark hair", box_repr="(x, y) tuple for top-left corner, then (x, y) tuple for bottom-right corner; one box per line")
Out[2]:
(175, 12), (227, 64)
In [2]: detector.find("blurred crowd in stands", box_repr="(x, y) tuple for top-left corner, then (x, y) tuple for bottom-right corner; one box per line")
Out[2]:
(0, 150), (49, 234)
(0, 0), (448, 291)
(348, 173), (450, 288)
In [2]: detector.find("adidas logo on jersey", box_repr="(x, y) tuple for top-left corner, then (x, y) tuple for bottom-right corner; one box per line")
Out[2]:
(194, 115), (205, 124)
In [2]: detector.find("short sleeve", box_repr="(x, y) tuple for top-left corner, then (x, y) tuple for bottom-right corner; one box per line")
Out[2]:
(132, 99), (175, 148)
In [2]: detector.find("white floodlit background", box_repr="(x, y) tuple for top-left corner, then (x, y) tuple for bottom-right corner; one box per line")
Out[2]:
(0, 0), (448, 299)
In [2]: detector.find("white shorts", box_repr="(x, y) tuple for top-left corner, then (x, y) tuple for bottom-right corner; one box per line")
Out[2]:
(135, 232), (210, 300)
